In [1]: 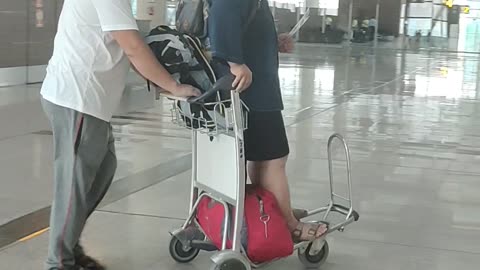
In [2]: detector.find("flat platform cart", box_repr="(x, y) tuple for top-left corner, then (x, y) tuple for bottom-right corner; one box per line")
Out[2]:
(161, 77), (360, 270)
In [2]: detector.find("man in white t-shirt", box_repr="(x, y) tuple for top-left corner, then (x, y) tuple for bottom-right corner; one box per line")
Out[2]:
(40, 1), (199, 269)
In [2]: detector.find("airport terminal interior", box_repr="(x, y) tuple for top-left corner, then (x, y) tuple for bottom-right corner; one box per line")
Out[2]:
(1, 0), (480, 269)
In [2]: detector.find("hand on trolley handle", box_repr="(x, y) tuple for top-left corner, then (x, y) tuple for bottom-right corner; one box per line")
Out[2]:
(158, 74), (236, 104)
(158, 76), (360, 270)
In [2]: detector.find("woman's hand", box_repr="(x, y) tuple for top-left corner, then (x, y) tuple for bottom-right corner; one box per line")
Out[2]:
(228, 62), (253, 92)
(278, 33), (295, 53)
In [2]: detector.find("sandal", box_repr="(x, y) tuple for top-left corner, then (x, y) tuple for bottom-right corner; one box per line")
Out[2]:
(291, 221), (329, 243)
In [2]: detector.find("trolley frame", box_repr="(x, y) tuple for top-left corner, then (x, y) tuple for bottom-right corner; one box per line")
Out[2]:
(162, 88), (360, 270)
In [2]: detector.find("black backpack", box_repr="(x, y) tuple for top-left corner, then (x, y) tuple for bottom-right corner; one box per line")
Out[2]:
(146, 1), (261, 131)
(145, 25), (222, 129)
(175, 0), (262, 39)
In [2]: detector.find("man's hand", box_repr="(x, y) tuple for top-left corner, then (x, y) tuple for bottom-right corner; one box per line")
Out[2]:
(154, 82), (201, 98)
(228, 62), (252, 92)
(278, 33), (295, 53)
(170, 84), (202, 98)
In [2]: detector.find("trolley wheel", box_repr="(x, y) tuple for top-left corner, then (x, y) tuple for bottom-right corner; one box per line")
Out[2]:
(298, 241), (329, 268)
(169, 236), (200, 263)
(211, 258), (251, 270)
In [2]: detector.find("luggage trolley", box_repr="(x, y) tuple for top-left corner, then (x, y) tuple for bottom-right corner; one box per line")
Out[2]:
(161, 76), (360, 270)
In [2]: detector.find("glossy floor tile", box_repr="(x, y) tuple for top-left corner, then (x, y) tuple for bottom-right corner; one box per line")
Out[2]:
(1, 177), (479, 270)
(2, 46), (480, 269)
(0, 72), (190, 223)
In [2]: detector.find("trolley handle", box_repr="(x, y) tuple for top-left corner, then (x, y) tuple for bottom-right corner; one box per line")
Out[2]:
(187, 74), (235, 104)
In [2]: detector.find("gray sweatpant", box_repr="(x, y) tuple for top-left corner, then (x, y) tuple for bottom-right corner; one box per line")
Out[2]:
(41, 98), (117, 270)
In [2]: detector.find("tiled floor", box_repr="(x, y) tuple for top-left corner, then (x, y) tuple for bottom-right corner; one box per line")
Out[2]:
(1, 45), (480, 269)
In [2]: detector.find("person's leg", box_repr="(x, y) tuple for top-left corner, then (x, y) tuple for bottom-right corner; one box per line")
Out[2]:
(74, 126), (117, 269)
(248, 158), (327, 242)
(85, 124), (117, 218)
(247, 157), (295, 226)
(244, 111), (327, 242)
(42, 99), (112, 270)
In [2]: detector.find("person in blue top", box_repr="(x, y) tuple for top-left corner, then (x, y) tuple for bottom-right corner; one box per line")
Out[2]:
(208, 0), (327, 242)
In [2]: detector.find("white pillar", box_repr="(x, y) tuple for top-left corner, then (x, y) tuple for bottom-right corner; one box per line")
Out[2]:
(374, 0), (380, 48)
(150, 0), (167, 27)
(348, 0), (353, 40)
(322, 8), (327, 33)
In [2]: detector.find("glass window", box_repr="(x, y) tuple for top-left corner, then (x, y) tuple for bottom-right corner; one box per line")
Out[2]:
(406, 18), (432, 36)
(409, 3), (433, 18)
(431, 21), (448, 37)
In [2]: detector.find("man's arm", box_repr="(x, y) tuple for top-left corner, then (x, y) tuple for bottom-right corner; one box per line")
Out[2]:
(111, 30), (199, 97)
(91, 0), (198, 97)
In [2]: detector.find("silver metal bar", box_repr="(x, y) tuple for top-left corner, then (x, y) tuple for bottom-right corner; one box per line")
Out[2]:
(293, 241), (311, 251)
(231, 91), (245, 141)
(328, 217), (355, 232)
(323, 195), (334, 221)
(306, 205), (355, 220)
(326, 136), (336, 216)
(331, 205), (349, 216)
(167, 94), (248, 138)
(212, 103), (220, 134)
(220, 200), (230, 251)
(326, 133), (354, 213)
(230, 90), (246, 252)
(182, 192), (209, 230)
(332, 192), (351, 202)
(194, 182), (236, 205)
(306, 206), (329, 216)
(189, 130), (199, 211)
(180, 190), (231, 251)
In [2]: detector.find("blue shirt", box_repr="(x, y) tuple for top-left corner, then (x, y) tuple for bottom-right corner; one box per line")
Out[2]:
(207, 0), (284, 111)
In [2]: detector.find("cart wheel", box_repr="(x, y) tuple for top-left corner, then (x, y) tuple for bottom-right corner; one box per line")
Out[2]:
(211, 258), (251, 270)
(298, 241), (329, 268)
(169, 236), (200, 263)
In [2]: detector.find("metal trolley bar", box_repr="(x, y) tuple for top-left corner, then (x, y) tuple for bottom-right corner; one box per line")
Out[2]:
(325, 133), (355, 221)
(162, 79), (360, 270)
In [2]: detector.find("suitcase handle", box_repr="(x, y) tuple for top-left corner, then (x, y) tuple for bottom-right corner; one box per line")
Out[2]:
(187, 74), (235, 104)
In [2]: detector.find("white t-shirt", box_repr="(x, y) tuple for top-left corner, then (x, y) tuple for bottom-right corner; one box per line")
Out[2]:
(41, 0), (139, 122)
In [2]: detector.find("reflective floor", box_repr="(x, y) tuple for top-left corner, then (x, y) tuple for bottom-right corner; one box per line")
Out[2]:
(1, 44), (480, 269)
